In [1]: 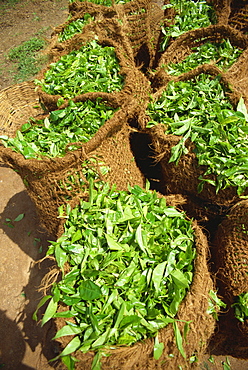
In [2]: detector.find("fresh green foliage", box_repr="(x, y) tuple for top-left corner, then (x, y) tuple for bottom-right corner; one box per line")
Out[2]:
(153, 335), (164, 360)
(207, 290), (226, 320)
(146, 74), (248, 195)
(0, 99), (117, 159)
(4, 213), (25, 228)
(222, 357), (231, 370)
(58, 14), (94, 42)
(161, 0), (216, 50)
(56, 157), (111, 203)
(166, 39), (242, 75)
(0, 0), (19, 11)
(36, 183), (196, 367)
(36, 39), (124, 98)
(7, 37), (47, 82)
(232, 292), (248, 323)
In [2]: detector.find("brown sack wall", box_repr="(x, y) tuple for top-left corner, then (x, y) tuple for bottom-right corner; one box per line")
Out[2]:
(36, 17), (151, 112)
(214, 199), (248, 297)
(0, 82), (147, 237)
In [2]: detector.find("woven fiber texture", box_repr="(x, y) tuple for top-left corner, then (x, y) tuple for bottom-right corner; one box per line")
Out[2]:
(153, 24), (248, 105)
(156, 24), (248, 75)
(36, 18), (151, 112)
(136, 60), (248, 206)
(212, 0), (248, 33)
(0, 98), (145, 238)
(0, 81), (44, 137)
(67, 0), (164, 69)
(229, 1), (248, 33)
(214, 199), (248, 297)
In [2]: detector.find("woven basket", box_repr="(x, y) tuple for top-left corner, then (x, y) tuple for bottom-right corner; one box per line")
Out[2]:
(68, 0), (164, 69)
(214, 199), (248, 297)
(136, 63), (248, 207)
(0, 82), (147, 237)
(212, 0), (248, 33)
(156, 24), (248, 79)
(0, 81), (44, 137)
(36, 17), (152, 112)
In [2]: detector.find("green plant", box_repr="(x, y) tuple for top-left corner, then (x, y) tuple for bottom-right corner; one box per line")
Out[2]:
(0, 0), (19, 11)
(165, 39), (242, 75)
(7, 37), (47, 82)
(58, 14), (94, 42)
(232, 292), (248, 323)
(207, 290), (226, 320)
(222, 357), (231, 370)
(36, 39), (124, 98)
(146, 74), (248, 195)
(32, 12), (41, 21)
(0, 99), (118, 159)
(34, 182), (196, 369)
(161, 0), (216, 50)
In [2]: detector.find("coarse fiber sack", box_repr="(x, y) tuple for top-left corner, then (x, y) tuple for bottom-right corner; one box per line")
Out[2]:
(211, 0), (248, 33)
(154, 24), (248, 103)
(68, 0), (164, 69)
(138, 64), (248, 207)
(53, 221), (216, 370)
(0, 83), (146, 238)
(214, 199), (248, 297)
(156, 24), (248, 80)
(239, 320), (248, 339)
(37, 18), (151, 113)
(229, 1), (248, 33)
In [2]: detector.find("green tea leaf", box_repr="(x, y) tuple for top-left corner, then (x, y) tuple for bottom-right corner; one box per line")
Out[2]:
(14, 213), (25, 222)
(105, 234), (123, 251)
(61, 355), (78, 370)
(79, 280), (102, 301)
(59, 336), (81, 357)
(171, 269), (189, 288)
(154, 335), (164, 360)
(91, 351), (102, 370)
(173, 321), (186, 358)
(135, 223), (148, 255)
(32, 295), (52, 321)
(41, 297), (58, 326)
(237, 97), (248, 122)
(152, 261), (167, 293)
(53, 324), (82, 339)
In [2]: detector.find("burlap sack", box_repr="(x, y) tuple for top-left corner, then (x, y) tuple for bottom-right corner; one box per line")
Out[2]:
(36, 17), (151, 112)
(214, 199), (248, 297)
(211, 0), (248, 32)
(144, 125), (248, 207)
(153, 25), (248, 100)
(229, 1), (248, 33)
(68, 0), (164, 70)
(137, 62), (248, 207)
(0, 81), (147, 237)
(51, 220), (216, 370)
(156, 24), (248, 77)
(209, 0), (231, 25)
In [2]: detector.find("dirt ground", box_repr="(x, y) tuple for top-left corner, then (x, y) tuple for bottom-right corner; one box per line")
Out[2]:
(0, 1), (248, 369)
(0, 0), (69, 90)
(0, 1), (68, 369)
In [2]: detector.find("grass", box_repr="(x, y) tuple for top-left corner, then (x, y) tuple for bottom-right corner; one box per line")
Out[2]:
(7, 37), (48, 82)
(0, 0), (19, 11)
